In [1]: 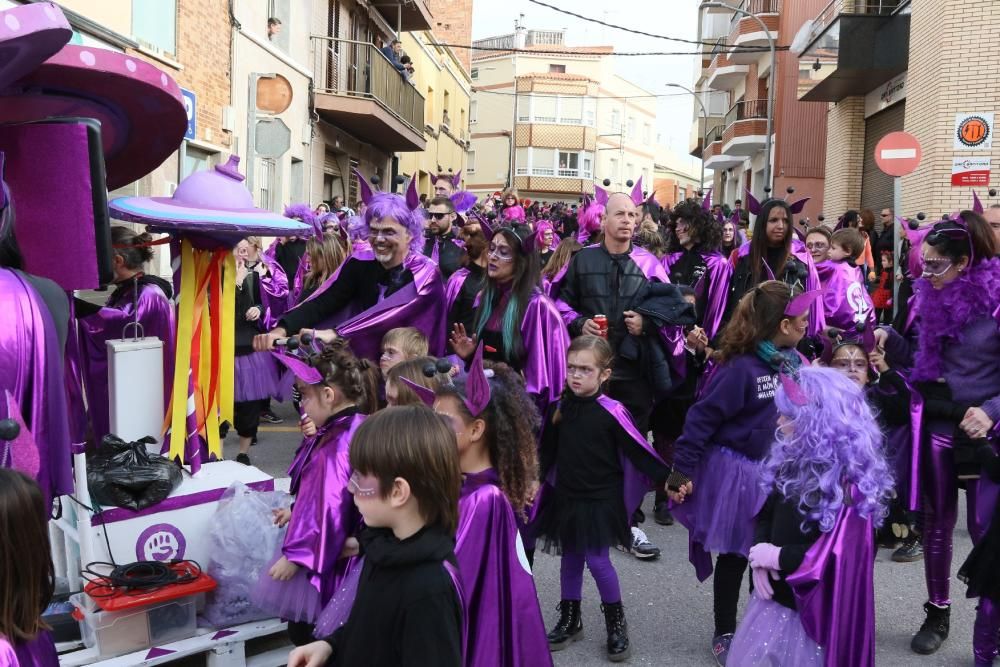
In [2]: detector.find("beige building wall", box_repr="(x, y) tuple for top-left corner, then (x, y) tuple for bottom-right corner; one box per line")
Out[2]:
(822, 97), (866, 216)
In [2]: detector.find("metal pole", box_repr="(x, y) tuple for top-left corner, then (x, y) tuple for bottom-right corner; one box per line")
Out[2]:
(666, 83), (708, 191)
(892, 176), (901, 321)
(701, 2), (776, 196)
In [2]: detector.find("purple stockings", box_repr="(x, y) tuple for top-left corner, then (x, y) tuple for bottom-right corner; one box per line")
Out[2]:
(560, 548), (621, 604)
(922, 431), (1000, 663)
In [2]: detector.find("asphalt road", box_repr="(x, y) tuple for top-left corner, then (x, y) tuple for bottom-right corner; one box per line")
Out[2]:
(228, 399), (980, 667)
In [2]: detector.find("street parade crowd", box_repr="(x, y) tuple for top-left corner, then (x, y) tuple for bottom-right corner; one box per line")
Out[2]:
(4, 164), (1000, 667)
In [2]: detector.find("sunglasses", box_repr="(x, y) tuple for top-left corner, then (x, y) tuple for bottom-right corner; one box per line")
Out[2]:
(428, 212), (450, 220)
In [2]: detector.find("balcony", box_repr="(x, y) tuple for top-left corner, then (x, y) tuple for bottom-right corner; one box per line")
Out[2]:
(705, 39), (749, 91)
(703, 125), (743, 170)
(689, 114), (727, 158)
(371, 0), (432, 32)
(797, 0), (910, 102)
(311, 36), (426, 152)
(727, 0), (781, 64)
(514, 175), (595, 196)
(722, 99), (768, 156)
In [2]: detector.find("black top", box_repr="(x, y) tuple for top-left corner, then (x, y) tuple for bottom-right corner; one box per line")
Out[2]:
(723, 245), (807, 326)
(539, 249), (554, 268)
(422, 230), (464, 279)
(752, 492), (821, 610)
(669, 248), (710, 325)
(868, 369), (912, 427)
(323, 525), (462, 667)
(235, 268), (263, 354)
(448, 263), (485, 334)
(273, 239), (307, 283)
(279, 257), (413, 334)
(541, 392), (668, 501)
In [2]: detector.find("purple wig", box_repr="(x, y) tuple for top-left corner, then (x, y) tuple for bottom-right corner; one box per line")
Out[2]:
(576, 200), (604, 244)
(284, 203), (317, 231)
(761, 366), (893, 533)
(363, 192), (425, 254)
(345, 214), (367, 243)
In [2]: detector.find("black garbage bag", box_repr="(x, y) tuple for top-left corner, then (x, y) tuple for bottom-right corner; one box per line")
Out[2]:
(87, 435), (183, 511)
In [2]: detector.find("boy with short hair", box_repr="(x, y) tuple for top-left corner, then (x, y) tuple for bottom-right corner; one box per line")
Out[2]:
(829, 228), (865, 265)
(380, 327), (429, 375)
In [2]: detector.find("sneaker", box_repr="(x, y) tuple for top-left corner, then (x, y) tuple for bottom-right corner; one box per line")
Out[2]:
(892, 537), (923, 563)
(236, 453), (251, 466)
(259, 410), (282, 424)
(654, 501), (675, 526)
(711, 633), (734, 666)
(630, 526), (660, 560)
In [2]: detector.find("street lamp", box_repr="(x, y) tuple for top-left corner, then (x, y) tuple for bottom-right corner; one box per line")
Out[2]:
(665, 83), (707, 191)
(700, 1), (776, 198)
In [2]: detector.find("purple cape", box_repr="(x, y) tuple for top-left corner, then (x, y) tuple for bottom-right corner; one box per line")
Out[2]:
(661, 250), (734, 340)
(736, 239), (826, 335)
(77, 279), (176, 445)
(0, 269), (71, 506)
(1, 631), (58, 667)
(257, 246), (290, 329)
(521, 292), (569, 413)
(815, 260), (874, 333)
(445, 267), (470, 313)
(787, 487), (876, 667)
(595, 395), (667, 517)
(310, 253), (447, 360)
(283, 411), (366, 604)
(455, 469), (551, 667)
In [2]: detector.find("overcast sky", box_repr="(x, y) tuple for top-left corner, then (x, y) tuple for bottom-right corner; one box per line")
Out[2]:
(472, 0), (702, 173)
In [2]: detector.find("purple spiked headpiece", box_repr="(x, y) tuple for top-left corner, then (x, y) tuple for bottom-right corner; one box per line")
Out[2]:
(271, 349), (324, 385)
(462, 342), (491, 417)
(629, 177), (644, 206)
(430, 169), (462, 189)
(702, 188), (713, 212)
(398, 376), (437, 407)
(353, 168), (425, 253)
(785, 289), (823, 317)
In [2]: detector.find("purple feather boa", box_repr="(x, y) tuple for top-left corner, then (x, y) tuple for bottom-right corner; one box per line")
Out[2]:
(912, 257), (1000, 381)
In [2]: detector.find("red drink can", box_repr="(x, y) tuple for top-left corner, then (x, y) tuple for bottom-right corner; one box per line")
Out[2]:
(593, 314), (608, 338)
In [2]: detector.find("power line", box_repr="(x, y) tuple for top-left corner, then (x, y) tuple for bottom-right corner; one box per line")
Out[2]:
(442, 41), (768, 57)
(526, 0), (791, 50)
(471, 89), (704, 101)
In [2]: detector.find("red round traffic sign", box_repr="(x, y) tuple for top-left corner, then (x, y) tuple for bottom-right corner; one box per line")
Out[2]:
(875, 131), (922, 177)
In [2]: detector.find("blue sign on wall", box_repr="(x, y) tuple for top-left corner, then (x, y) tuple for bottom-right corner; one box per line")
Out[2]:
(181, 88), (196, 141)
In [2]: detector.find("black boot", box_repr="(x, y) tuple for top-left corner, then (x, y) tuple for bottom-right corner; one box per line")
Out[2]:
(547, 600), (583, 650)
(911, 602), (950, 654)
(601, 602), (631, 662)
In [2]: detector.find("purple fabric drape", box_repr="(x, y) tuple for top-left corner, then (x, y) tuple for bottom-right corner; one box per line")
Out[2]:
(445, 267), (470, 313)
(661, 250), (733, 341)
(815, 260), (874, 333)
(520, 292), (569, 413)
(595, 395), (666, 518)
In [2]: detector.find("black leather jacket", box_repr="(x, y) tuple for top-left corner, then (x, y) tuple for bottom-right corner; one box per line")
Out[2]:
(423, 230), (464, 279)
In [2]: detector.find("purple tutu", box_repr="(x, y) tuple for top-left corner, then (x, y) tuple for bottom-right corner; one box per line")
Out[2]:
(312, 555), (364, 638)
(235, 351), (283, 402)
(729, 594), (824, 667)
(251, 552), (322, 623)
(673, 445), (767, 557)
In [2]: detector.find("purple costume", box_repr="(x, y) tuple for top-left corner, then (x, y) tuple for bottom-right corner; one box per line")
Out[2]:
(455, 469), (551, 667)
(883, 257), (1000, 664)
(257, 245), (291, 329)
(672, 354), (782, 580)
(662, 250), (733, 340)
(814, 259), (874, 333)
(0, 632), (59, 667)
(254, 410), (366, 622)
(77, 276), (176, 445)
(733, 238), (826, 335)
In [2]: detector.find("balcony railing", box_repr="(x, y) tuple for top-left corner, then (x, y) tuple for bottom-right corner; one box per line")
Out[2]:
(729, 0), (782, 24)
(806, 0), (903, 45)
(706, 125), (725, 143)
(710, 37), (728, 58)
(724, 99), (768, 127)
(311, 36), (425, 135)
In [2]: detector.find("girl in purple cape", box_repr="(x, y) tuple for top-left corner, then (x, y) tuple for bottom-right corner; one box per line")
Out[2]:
(728, 367), (892, 667)
(253, 339), (379, 646)
(537, 335), (670, 662)
(0, 469), (60, 667)
(875, 212), (1000, 664)
(433, 356), (551, 667)
(668, 281), (821, 666)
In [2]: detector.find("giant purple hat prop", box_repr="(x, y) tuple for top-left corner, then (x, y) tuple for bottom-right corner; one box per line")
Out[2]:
(284, 203), (321, 238)
(0, 3), (71, 90)
(111, 156), (311, 248)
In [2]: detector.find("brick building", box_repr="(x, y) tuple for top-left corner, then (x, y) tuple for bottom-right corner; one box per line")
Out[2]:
(425, 0), (474, 73)
(691, 0), (829, 221)
(797, 0), (1000, 220)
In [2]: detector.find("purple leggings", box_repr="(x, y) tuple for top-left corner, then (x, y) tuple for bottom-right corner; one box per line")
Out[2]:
(922, 432), (1000, 663)
(560, 548), (621, 604)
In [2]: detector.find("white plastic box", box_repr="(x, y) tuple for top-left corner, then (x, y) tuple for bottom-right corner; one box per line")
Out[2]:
(70, 592), (197, 659)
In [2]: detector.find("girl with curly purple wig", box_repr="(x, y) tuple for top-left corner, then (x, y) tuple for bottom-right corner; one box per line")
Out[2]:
(728, 366), (891, 667)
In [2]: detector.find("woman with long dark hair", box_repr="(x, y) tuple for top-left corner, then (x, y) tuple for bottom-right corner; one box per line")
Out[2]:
(720, 219), (742, 263)
(876, 211), (1000, 664)
(449, 223), (568, 414)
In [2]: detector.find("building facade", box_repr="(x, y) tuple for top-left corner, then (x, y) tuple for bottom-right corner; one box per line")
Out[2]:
(797, 0), (998, 221)
(653, 152), (704, 209)
(691, 0), (829, 221)
(468, 29), (657, 204)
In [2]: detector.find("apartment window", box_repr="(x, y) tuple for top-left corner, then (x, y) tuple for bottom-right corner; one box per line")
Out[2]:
(642, 123), (651, 144)
(533, 95), (557, 123)
(626, 163), (635, 181)
(257, 158), (276, 211)
(425, 86), (434, 126)
(290, 158), (304, 202)
(181, 146), (216, 180)
(132, 0), (177, 54)
(467, 150), (477, 174)
(470, 100), (478, 124)
(517, 94), (531, 122)
(515, 147), (531, 175)
(442, 90), (451, 126)
(611, 109), (621, 132)
(627, 117), (636, 140)
(520, 149), (593, 178)
(557, 151), (579, 176)
(471, 67), (479, 79)
(641, 168), (649, 187)
(548, 64), (566, 73)
(610, 157), (619, 180)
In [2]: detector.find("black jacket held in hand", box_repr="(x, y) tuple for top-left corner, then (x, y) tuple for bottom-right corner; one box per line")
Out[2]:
(322, 525), (463, 667)
(618, 282), (696, 398)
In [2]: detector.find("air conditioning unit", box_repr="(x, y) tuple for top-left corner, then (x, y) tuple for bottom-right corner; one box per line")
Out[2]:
(222, 106), (236, 133)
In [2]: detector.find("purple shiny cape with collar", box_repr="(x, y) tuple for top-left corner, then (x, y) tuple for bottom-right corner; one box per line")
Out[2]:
(662, 250), (734, 340)
(736, 239), (826, 335)
(595, 395), (667, 517)
(815, 260), (874, 333)
(310, 252), (447, 360)
(868, 373), (924, 512)
(445, 267), (470, 313)
(521, 292), (569, 412)
(0, 270), (72, 506)
(77, 280), (176, 445)
(283, 411), (366, 604)
(257, 248), (290, 329)
(455, 469), (551, 667)
(787, 487), (876, 667)
(1, 631), (59, 667)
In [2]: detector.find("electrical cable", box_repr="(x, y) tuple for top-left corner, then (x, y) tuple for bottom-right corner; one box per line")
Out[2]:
(81, 560), (204, 598)
(438, 41), (771, 57)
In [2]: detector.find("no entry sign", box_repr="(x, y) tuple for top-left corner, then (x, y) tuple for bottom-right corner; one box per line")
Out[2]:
(875, 131), (922, 177)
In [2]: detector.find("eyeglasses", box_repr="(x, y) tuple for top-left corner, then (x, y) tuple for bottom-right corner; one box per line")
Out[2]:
(369, 226), (399, 240)
(428, 212), (451, 220)
(348, 471), (379, 497)
(488, 244), (515, 262)
(920, 256), (953, 277)
(567, 364), (598, 378)
(805, 241), (829, 250)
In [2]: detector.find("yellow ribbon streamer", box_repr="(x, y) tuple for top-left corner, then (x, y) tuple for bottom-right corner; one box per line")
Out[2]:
(168, 239), (196, 462)
(220, 252), (236, 426)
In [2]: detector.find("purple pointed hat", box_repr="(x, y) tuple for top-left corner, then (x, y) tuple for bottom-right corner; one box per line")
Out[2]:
(463, 342), (491, 417)
(271, 350), (324, 385)
(0, 3), (72, 90)
(702, 188), (713, 212)
(111, 156), (312, 248)
(784, 289), (824, 317)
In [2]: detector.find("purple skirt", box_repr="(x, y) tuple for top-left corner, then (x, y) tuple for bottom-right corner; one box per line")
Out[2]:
(251, 553), (322, 623)
(312, 555), (364, 638)
(235, 351), (283, 402)
(673, 445), (767, 557)
(729, 594), (824, 667)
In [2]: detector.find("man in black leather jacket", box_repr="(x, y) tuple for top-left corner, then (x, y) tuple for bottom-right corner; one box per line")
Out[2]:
(423, 196), (464, 279)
